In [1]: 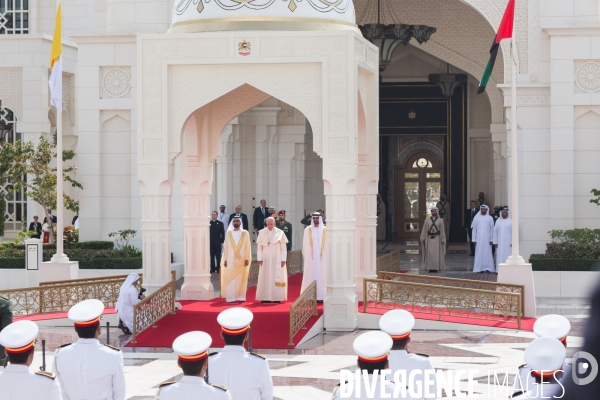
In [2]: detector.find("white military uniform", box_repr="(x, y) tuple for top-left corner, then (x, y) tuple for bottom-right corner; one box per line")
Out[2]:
(210, 307), (273, 400)
(511, 337), (566, 400)
(0, 320), (61, 400)
(53, 299), (126, 400)
(0, 364), (61, 400)
(209, 346), (273, 400)
(389, 350), (437, 399)
(157, 376), (231, 400)
(379, 310), (436, 399)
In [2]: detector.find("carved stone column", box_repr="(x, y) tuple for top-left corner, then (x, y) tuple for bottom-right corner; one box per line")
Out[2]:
(141, 192), (173, 293)
(491, 124), (507, 206)
(354, 166), (378, 298)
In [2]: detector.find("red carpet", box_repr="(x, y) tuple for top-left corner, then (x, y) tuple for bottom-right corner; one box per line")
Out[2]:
(14, 307), (117, 322)
(359, 302), (536, 330)
(127, 274), (323, 349)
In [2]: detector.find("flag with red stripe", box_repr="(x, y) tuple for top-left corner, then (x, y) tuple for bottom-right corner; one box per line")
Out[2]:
(477, 0), (515, 94)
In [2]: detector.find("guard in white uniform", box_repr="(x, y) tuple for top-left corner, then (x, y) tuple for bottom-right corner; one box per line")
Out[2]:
(0, 320), (61, 400)
(513, 314), (571, 395)
(512, 337), (567, 399)
(156, 331), (231, 400)
(208, 307), (273, 400)
(53, 299), (126, 400)
(379, 310), (437, 399)
(331, 331), (413, 399)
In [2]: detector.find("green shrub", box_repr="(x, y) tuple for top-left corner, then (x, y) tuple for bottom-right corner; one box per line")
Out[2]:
(529, 254), (600, 271)
(0, 257), (142, 270)
(74, 241), (114, 250)
(0, 197), (5, 237)
(546, 229), (600, 259)
(0, 258), (24, 269)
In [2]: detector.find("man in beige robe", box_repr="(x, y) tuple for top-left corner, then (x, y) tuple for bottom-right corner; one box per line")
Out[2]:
(435, 194), (451, 247)
(301, 212), (327, 301)
(256, 217), (289, 303)
(220, 214), (251, 302)
(420, 206), (446, 272)
(377, 194), (387, 241)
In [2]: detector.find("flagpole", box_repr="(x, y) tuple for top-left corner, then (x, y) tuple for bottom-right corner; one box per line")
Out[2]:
(51, 0), (67, 263)
(507, 19), (524, 265)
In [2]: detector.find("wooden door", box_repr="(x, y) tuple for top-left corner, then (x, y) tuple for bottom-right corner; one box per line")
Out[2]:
(395, 153), (444, 240)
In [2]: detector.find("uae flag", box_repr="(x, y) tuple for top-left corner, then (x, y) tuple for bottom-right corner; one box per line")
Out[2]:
(477, 0), (515, 94)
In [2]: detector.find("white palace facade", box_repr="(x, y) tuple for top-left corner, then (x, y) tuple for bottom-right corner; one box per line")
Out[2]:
(2, 1), (600, 328)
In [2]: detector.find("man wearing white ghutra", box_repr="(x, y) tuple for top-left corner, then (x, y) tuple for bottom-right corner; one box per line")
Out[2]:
(256, 217), (289, 303)
(301, 212), (327, 301)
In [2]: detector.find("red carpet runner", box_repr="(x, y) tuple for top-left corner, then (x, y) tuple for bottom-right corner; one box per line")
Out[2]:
(127, 274), (323, 349)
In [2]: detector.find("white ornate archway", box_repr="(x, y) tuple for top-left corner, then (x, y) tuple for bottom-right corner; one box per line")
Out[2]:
(137, 31), (379, 331)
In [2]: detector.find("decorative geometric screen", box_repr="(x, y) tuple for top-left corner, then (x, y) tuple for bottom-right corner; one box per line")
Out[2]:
(0, 106), (26, 232)
(0, 0), (29, 34)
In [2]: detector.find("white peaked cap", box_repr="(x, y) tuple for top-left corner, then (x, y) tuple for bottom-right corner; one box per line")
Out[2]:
(0, 320), (38, 353)
(68, 299), (104, 326)
(379, 309), (415, 339)
(353, 331), (393, 362)
(533, 314), (571, 342)
(217, 307), (253, 335)
(172, 331), (212, 360)
(524, 337), (566, 374)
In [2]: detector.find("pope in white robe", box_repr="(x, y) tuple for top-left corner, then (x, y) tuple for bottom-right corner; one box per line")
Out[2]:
(301, 212), (326, 300)
(472, 205), (495, 273)
(220, 215), (251, 302)
(493, 208), (512, 269)
(256, 217), (289, 302)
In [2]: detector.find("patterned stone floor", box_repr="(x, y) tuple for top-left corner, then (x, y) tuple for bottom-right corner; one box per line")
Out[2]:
(25, 320), (587, 400)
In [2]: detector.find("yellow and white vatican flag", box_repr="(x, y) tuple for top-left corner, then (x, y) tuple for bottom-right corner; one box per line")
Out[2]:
(49, 3), (62, 112)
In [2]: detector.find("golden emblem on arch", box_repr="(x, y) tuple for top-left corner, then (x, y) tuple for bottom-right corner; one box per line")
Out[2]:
(238, 40), (251, 56)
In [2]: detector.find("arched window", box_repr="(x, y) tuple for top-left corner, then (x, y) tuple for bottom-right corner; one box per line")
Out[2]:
(1, 105), (27, 232)
(0, 0), (29, 34)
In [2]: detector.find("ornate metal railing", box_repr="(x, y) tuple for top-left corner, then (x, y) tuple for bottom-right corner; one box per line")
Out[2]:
(247, 250), (303, 288)
(0, 276), (134, 316)
(362, 278), (522, 329)
(378, 272), (525, 315)
(289, 280), (318, 346)
(40, 274), (144, 287)
(376, 250), (401, 274)
(131, 276), (177, 344)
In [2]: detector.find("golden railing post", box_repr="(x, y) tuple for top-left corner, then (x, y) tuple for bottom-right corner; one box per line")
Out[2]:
(362, 279), (367, 313)
(39, 287), (45, 314)
(517, 294), (522, 330)
(132, 304), (137, 344)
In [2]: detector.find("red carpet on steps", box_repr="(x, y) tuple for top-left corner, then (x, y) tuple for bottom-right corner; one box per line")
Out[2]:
(127, 274), (323, 349)
(359, 302), (536, 330)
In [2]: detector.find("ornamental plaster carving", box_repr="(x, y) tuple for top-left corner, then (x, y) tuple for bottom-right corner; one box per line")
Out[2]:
(330, 304), (348, 320)
(143, 139), (162, 159)
(327, 287), (356, 295)
(505, 95), (550, 106)
(237, 116), (278, 126)
(329, 137), (349, 158)
(575, 61), (600, 93)
(101, 67), (131, 98)
(0, 68), (22, 120)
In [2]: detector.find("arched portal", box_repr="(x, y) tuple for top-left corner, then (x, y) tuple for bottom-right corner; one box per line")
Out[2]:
(137, 31), (379, 331)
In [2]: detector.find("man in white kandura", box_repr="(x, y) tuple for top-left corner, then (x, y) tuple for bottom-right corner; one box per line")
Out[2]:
(156, 331), (231, 399)
(221, 214), (252, 302)
(493, 207), (512, 269)
(471, 204), (495, 273)
(0, 320), (61, 400)
(513, 314), (572, 395)
(331, 331), (412, 399)
(209, 308), (273, 400)
(379, 310), (437, 399)
(301, 211), (327, 301)
(53, 299), (126, 400)
(256, 217), (289, 303)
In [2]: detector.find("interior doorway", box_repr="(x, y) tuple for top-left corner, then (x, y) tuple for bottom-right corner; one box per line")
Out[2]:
(394, 152), (443, 240)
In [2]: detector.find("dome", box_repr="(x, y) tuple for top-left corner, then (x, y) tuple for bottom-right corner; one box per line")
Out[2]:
(170, 0), (357, 33)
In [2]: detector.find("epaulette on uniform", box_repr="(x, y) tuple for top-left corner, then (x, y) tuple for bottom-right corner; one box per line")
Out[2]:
(208, 351), (219, 357)
(35, 371), (56, 380)
(510, 390), (524, 399)
(157, 380), (175, 395)
(56, 343), (72, 352)
(414, 353), (429, 358)
(104, 344), (121, 351)
(210, 384), (227, 391)
(335, 381), (349, 387)
(250, 351), (265, 360)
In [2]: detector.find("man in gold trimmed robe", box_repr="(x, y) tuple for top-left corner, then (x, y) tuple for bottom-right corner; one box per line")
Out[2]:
(256, 217), (289, 303)
(420, 206), (446, 272)
(220, 214), (251, 302)
(301, 212), (327, 301)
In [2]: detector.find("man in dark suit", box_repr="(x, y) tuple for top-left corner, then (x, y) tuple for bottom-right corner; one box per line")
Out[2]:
(209, 211), (225, 273)
(28, 216), (42, 239)
(253, 199), (268, 235)
(229, 204), (249, 232)
(464, 200), (477, 256)
(43, 208), (57, 225)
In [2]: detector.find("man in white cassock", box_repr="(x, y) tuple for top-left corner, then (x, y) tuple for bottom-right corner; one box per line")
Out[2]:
(301, 212), (326, 301)
(472, 205), (495, 273)
(256, 217), (289, 303)
(221, 215), (251, 302)
(493, 207), (512, 270)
